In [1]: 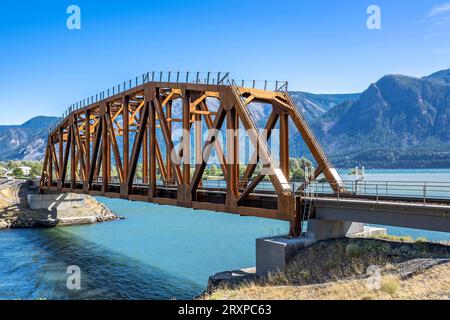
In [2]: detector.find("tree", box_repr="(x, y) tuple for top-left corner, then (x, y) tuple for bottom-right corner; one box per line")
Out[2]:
(29, 162), (43, 177)
(12, 168), (24, 177)
(291, 168), (305, 181)
(209, 164), (218, 176)
(135, 164), (143, 180)
(288, 157), (313, 181)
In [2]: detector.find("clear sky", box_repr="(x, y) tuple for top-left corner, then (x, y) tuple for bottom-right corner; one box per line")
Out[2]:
(0, 0), (449, 124)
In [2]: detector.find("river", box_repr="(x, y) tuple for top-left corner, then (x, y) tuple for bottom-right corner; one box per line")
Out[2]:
(0, 169), (449, 300)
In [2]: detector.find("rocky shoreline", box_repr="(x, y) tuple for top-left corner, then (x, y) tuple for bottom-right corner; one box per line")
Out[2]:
(0, 181), (122, 230)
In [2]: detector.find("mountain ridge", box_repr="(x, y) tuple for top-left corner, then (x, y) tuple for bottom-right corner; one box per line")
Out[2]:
(0, 116), (58, 161)
(308, 70), (450, 168)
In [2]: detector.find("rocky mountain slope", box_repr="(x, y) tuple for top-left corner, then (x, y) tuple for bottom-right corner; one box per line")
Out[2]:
(309, 70), (450, 168)
(0, 116), (57, 161)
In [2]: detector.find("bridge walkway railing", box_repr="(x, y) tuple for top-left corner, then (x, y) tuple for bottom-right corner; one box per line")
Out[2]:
(306, 180), (450, 204)
(73, 176), (450, 202)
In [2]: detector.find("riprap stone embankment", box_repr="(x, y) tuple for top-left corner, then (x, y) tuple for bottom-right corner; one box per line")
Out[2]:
(0, 180), (121, 230)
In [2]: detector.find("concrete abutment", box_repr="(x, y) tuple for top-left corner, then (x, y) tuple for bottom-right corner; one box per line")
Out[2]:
(256, 219), (387, 276)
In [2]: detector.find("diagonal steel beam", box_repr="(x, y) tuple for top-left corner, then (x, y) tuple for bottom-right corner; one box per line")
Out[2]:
(61, 127), (72, 184)
(155, 141), (167, 182)
(88, 119), (103, 186)
(127, 102), (149, 192)
(282, 92), (344, 192)
(242, 112), (279, 183)
(73, 122), (86, 181)
(129, 101), (145, 125)
(190, 104), (227, 195)
(199, 101), (228, 179)
(105, 110), (124, 182)
(153, 97), (182, 185)
(41, 141), (50, 187)
(50, 142), (60, 180)
(237, 173), (265, 203)
(229, 86), (291, 196)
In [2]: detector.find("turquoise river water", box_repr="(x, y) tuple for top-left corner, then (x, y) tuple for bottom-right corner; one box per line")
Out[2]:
(0, 169), (449, 299)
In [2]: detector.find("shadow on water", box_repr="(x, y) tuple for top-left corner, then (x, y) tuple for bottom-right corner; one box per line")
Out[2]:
(0, 228), (203, 300)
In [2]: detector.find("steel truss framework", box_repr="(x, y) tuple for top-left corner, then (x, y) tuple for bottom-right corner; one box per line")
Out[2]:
(40, 80), (344, 236)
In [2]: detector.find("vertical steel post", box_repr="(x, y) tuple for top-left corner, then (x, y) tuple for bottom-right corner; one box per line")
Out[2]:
(70, 121), (76, 190)
(122, 95), (130, 195)
(166, 100), (174, 184)
(226, 106), (239, 202)
(48, 140), (53, 187)
(84, 109), (91, 192)
(280, 113), (289, 180)
(149, 89), (157, 200)
(101, 106), (108, 193)
(181, 90), (191, 204)
(142, 106), (149, 184)
(58, 128), (64, 189)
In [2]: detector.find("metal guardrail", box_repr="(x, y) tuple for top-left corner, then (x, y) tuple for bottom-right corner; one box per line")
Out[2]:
(306, 180), (450, 203)
(49, 71), (229, 133)
(48, 71), (289, 135)
(53, 177), (450, 204)
(232, 79), (288, 91)
(49, 71), (288, 133)
(199, 178), (450, 203)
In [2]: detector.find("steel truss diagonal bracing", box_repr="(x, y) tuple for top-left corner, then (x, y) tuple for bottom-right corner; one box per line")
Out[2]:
(40, 73), (345, 236)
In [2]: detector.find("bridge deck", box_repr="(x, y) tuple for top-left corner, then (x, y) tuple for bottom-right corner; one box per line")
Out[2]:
(41, 179), (450, 233)
(313, 196), (450, 233)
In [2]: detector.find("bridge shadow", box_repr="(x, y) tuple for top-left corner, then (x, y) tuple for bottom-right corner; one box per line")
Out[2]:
(9, 227), (204, 300)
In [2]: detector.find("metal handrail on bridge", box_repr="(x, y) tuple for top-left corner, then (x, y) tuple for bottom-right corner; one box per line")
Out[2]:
(305, 180), (450, 204)
(48, 71), (289, 135)
(233, 178), (450, 203)
(63, 176), (450, 205)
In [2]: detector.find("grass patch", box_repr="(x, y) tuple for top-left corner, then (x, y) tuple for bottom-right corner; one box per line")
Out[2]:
(372, 234), (415, 242)
(381, 275), (400, 296)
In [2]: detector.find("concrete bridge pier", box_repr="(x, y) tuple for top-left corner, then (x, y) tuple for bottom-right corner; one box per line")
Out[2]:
(256, 219), (386, 276)
(27, 193), (86, 212)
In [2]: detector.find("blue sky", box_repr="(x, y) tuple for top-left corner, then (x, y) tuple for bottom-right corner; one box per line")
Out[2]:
(0, 0), (449, 124)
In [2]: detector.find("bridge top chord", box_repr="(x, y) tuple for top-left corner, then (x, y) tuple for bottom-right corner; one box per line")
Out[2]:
(48, 71), (289, 135)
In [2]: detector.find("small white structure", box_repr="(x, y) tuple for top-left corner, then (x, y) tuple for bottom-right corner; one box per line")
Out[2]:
(19, 166), (32, 176)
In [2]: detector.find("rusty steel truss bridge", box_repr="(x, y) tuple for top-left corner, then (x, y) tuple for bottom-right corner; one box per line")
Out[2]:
(40, 71), (450, 236)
